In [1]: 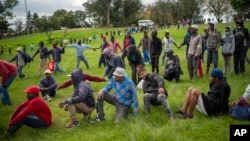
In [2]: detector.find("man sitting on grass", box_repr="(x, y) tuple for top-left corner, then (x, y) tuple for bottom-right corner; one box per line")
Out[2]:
(176, 68), (231, 119)
(136, 65), (174, 121)
(59, 68), (95, 128)
(5, 86), (52, 136)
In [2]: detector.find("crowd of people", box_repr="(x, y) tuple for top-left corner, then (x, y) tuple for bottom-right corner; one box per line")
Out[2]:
(0, 18), (250, 137)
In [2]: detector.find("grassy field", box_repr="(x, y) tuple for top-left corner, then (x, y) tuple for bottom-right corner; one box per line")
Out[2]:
(0, 23), (250, 141)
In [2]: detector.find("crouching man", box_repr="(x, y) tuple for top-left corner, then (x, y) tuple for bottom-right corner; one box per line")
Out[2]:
(59, 68), (95, 128)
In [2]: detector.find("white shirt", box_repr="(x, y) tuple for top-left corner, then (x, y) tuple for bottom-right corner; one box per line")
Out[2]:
(162, 37), (174, 52)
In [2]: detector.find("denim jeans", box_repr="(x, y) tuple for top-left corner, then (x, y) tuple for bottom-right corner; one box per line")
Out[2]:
(0, 75), (16, 105)
(77, 55), (89, 69)
(8, 114), (47, 134)
(18, 66), (25, 78)
(98, 54), (106, 68)
(54, 62), (64, 74)
(162, 52), (167, 65)
(143, 50), (150, 63)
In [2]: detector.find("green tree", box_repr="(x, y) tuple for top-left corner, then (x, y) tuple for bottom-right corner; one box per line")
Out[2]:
(230, 0), (250, 19)
(34, 15), (55, 40)
(0, 0), (18, 38)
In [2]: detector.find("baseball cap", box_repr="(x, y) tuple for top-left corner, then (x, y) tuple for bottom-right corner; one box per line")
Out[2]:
(113, 67), (125, 77)
(23, 86), (40, 95)
(45, 69), (52, 74)
(190, 25), (198, 30)
(17, 47), (23, 51)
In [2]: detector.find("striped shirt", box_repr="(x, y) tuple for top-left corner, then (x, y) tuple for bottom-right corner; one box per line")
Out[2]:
(188, 33), (202, 56)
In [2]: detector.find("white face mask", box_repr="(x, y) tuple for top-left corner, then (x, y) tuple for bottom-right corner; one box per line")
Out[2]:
(237, 25), (242, 29)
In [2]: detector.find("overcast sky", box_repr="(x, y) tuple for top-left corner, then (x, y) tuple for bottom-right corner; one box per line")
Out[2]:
(12, 0), (154, 21)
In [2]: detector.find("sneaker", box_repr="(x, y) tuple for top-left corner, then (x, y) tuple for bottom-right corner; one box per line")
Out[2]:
(46, 95), (52, 102)
(90, 116), (105, 123)
(182, 113), (194, 119)
(65, 121), (80, 128)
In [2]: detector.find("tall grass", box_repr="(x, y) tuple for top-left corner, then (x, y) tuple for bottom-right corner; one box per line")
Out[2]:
(0, 23), (250, 141)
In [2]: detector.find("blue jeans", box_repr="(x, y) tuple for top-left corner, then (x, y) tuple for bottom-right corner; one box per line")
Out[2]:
(98, 54), (106, 68)
(77, 55), (89, 69)
(8, 114), (47, 134)
(162, 52), (167, 65)
(143, 50), (150, 63)
(207, 48), (218, 68)
(18, 66), (25, 78)
(54, 62), (64, 74)
(0, 75), (16, 105)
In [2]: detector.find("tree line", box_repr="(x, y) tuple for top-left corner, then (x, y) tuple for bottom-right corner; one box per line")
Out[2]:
(0, 0), (249, 39)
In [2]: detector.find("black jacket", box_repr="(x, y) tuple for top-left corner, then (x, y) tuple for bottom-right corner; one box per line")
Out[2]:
(202, 78), (231, 116)
(150, 37), (162, 56)
(126, 45), (143, 66)
(143, 73), (168, 96)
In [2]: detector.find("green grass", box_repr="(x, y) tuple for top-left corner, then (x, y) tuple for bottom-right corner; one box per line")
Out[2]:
(0, 23), (250, 141)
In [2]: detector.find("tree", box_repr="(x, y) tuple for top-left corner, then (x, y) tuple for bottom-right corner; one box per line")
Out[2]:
(34, 15), (55, 40)
(230, 0), (250, 19)
(0, 0), (19, 38)
(201, 0), (233, 22)
(14, 18), (23, 34)
(74, 10), (86, 27)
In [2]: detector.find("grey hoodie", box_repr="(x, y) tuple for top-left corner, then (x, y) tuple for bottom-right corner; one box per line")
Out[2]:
(70, 68), (95, 107)
(221, 27), (235, 55)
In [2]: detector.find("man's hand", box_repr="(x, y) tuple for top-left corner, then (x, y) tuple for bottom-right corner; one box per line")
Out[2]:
(158, 88), (165, 94)
(229, 99), (240, 107)
(58, 101), (65, 108)
(97, 90), (105, 100)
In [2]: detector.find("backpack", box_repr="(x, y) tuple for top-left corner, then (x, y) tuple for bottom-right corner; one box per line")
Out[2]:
(22, 52), (32, 64)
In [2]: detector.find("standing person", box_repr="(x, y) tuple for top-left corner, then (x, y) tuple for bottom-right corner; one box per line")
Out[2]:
(137, 31), (151, 64)
(0, 59), (17, 106)
(39, 70), (58, 102)
(233, 19), (250, 74)
(186, 25), (202, 80)
(221, 26), (235, 75)
(59, 68), (95, 128)
(161, 31), (179, 65)
(45, 41), (65, 74)
(102, 48), (125, 80)
(91, 67), (138, 123)
(176, 68), (231, 119)
(5, 86), (52, 135)
(8, 46), (12, 55)
(9, 47), (27, 78)
(66, 39), (96, 69)
(98, 36), (108, 68)
(126, 45), (144, 85)
(150, 30), (162, 74)
(205, 21), (221, 74)
(32, 41), (50, 76)
(109, 36), (122, 54)
(136, 65), (174, 120)
(30, 43), (34, 52)
(121, 31), (135, 62)
(179, 26), (192, 58)
(163, 49), (182, 82)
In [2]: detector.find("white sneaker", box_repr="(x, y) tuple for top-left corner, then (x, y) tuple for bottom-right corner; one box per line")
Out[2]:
(46, 95), (52, 102)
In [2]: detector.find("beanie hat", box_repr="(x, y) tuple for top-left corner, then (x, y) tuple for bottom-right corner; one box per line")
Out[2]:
(136, 65), (146, 76)
(102, 47), (112, 56)
(210, 68), (223, 78)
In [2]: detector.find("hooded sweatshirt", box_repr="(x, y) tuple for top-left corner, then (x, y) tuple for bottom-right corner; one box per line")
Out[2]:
(67, 68), (95, 107)
(126, 45), (143, 66)
(221, 27), (235, 55)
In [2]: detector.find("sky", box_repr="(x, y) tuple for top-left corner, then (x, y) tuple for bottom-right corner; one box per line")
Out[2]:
(12, 0), (154, 21)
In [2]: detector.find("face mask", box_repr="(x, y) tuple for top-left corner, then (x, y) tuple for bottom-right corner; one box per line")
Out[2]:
(237, 26), (242, 29)
(225, 32), (230, 35)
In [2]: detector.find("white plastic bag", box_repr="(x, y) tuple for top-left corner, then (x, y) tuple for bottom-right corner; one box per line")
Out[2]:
(137, 80), (144, 89)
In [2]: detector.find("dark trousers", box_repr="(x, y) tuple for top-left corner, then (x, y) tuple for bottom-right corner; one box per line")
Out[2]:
(130, 63), (141, 85)
(8, 114), (47, 134)
(121, 49), (127, 61)
(234, 47), (246, 74)
(41, 90), (56, 97)
(163, 70), (180, 82)
(98, 54), (106, 68)
(97, 94), (129, 123)
(150, 55), (160, 74)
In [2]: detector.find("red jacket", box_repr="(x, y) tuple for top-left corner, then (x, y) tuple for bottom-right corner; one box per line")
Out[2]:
(57, 73), (106, 90)
(9, 96), (52, 126)
(0, 59), (17, 85)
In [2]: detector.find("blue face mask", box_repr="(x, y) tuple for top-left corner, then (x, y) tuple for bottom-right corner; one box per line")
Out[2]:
(225, 32), (230, 35)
